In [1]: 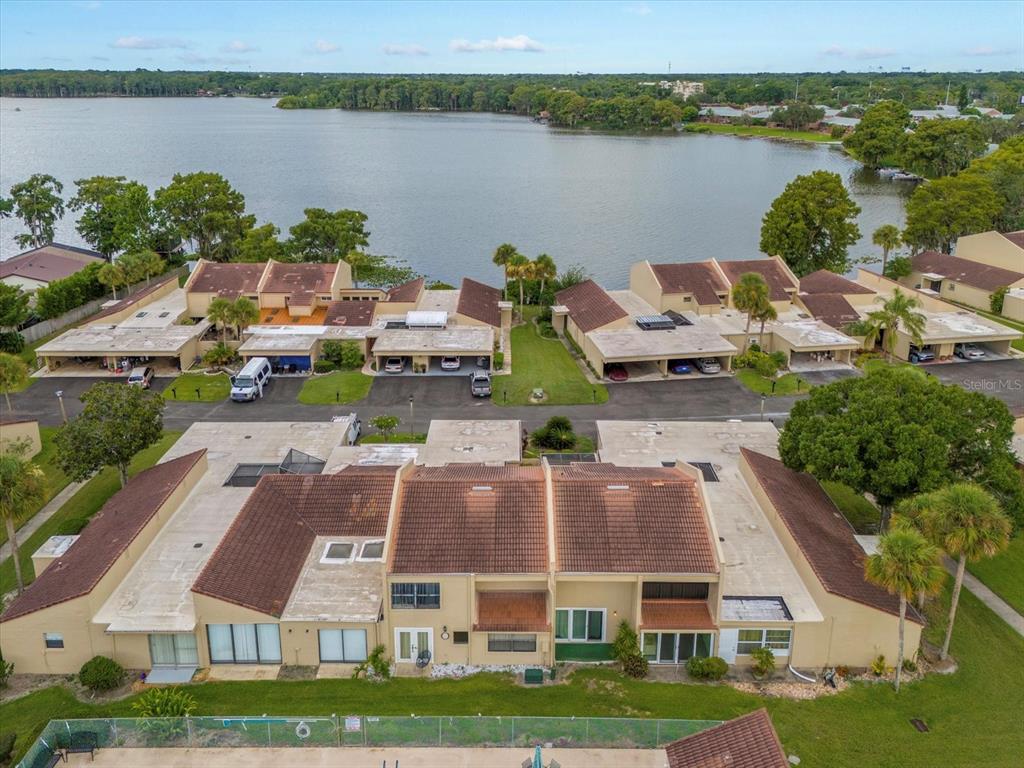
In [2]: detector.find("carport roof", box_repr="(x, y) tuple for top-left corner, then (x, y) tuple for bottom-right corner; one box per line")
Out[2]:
(770, 319), (858, 350)
(238, 332), (319, 354)
(587, 324), (737, 362)
(917, 310), (1022, 341)
(36, 322), (208, 356)
(372, 326), (494, 355)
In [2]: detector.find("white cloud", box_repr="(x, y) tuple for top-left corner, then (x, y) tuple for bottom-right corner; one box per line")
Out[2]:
(822, 45), (896, 60)
(312, 39), (340, 54)
(177, 52), (244, 66)
(963, 45), (1012, 56)
(222, 40), (258, 53)
(450, 34), (546, 53)
(383, 43), (429, 56)
(624, 2), (652, 15)
(111, 36), (189, 50)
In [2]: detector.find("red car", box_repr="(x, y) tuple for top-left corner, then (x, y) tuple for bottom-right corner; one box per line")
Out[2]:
(606, 364), (629, 382)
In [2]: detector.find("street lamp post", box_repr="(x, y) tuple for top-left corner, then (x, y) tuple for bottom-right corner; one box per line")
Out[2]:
(409, 395), (415, 436)
(760, 393), (766, 422)
(55, 390), (68, 424)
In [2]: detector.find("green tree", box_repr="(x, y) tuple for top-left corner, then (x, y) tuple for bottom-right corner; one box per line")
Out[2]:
(843, 100), (911, 168)
(533, 253), (557, 301)
(770, 102), (825, 130)
(731, 272), (770, 344)
(864, 527), (944, 692)
(109, 181), (161, 254)
(96, 261), (127, 300)
(235, 223), (288, 263)
(227, 296), (259, 338)
(369, 414), (400, 442)
(752, 300), (778, 348)
(759, 171), (861, 276)
(322, 339), (364, 369)
(0, 352), (29, 411)
(118, 249), (164, 286)
(288, 208), (369, 262)
(492, 243), (518, 299)
(956, 84), (969, 111)
(903, 174), (1002, 253)
(962, 135), (1024, 231)
(0, 447), (46, 593)
(865, 288), (926, 363)
(206, 297), (234, 341)
(0, 197), (12, 219)
(872, 224), (902, 277)
(0, 284), (30, 330)
(900, 120), (987, 178)
(345, 250), (372, 288)
(990, 286), (1009, 315)
(904, 483), (1011, 660)
(69, 176), (155, 257)
(507, 253), (532, 308)
(779, 367), (1023, 529)
(883, 255), (913, 281)
(8, 173), (65, 248)
(154, 172), (254, 261)
(55, 382), (165, 488)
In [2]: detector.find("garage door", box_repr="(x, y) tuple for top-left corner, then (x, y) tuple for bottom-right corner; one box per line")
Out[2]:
(277, 355), (312, 371)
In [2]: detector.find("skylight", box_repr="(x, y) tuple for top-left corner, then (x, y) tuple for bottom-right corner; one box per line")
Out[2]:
(358, 540), (385, 561)
(321, 542), (355, 563)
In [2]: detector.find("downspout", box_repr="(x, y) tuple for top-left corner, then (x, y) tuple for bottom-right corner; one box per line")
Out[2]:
(786, 631), (816, 682)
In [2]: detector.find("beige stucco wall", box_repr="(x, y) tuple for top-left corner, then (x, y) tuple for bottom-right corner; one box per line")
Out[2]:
(555, 577), (636, 639)
(0, 419), (41, 458)
(0, 275), (47, 293)
(331, 261), (353, 296)
(955, 231), (1024, 271)
(565, 317), (606, 374)
(1003, 292), (1024, 322)
(904, 271), (996, 312)
(629, 262), (664, 311)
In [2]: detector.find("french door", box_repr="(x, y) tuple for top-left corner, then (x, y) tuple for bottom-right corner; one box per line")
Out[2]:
(149, 633), (199, 667)
(395, 628), (433, 663)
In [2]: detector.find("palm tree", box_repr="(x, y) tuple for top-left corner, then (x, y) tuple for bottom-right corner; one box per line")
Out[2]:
(492, 243), (519, 300)
(228, 297), (260, 339)
(96, 262), (126, 300)
(843, 319), (880, 353)
(0, 448), (46, 594)
(731, 273), (769, 348)
(123, 249), (164, 286)
(507, 253), (532, 309)
(864, 527), (944, 692)
(913, 484), (1011, 661)
(752, 299), (777, 349)
(873, 225), (902, 277)
(533, 253), (557, 301)
(866, 288), (926, 363)
(206, 297), (233, 342)
(0, 352), (29, 412)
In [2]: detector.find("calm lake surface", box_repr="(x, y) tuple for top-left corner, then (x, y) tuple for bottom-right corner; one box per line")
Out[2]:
(0, 97), (910, 285)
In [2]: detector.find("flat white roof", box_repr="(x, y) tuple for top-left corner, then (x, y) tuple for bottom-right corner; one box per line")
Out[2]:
(93, 420), (353, 633)
(324, 443), (420, 472)
(406, 310), (448, 327)
(771, 319), (859, 349)
(372, 326), (494, 355)
(919, 310), (1021, 341)
(36, 321), (208, 355)
(421, 420), (522, 466)
(595, 420), (822, 624)
(417, 290), (461, 315)
(588, 322), (737, 361)
(238, 332), (318, 353)
(106, 289), (189, 329)
(606, 290), (659, 318)
(280, 536), (384, 623)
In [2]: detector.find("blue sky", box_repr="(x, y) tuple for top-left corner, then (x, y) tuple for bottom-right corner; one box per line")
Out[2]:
(1, 1), (1021, 74)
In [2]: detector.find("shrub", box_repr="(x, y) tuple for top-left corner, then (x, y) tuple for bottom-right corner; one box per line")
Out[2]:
(537, 320), (556, 338)
(322, 340), (364, 370)
(621, 653), (649, 679)
(313, 359), (336, 374)
(131, 686), (196, 745)
(369, 414), (400, 441)
(532, 416), (576, 451)
(0, 332), (25, 354)
(902, 657), (918, 673)
(0, 656), (13, 688)
(990, 286), (1008, 314)
(0, 731), (15, 766)
(735, 349), (781, 378)
(493, 351), (504, 370)
(352, 644), (391, 680)
(538, 305), (553, 323)
(883, 256), (912, 281)
(871, 654), (887, 676)
(79, 655), (125, 691)
(751, 647), (776, 677)
(830, 124), (847, 139)
(202, 342), (238, 367)
(545, 416), (573, 433)
(611, 621), (647, 679)
(34, 262), (107, 320)
(687, 656), (728, 680)
(426, 280), (455, 290)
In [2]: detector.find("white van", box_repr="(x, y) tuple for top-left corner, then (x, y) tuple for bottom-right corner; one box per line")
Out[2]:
(230, 357), (272, 402)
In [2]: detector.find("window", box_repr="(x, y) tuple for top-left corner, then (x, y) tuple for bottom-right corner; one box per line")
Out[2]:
(44, 633), (64, 649)
(948, 283), (955, 292)
(488, 634), (537, 653)
(642, 632), (714, 663)
(452, 631), (469, 645)
(554, 608), (605, 642)
(737, 628), (791, 655)
(318, 629), (368, 662)
(207, 623), (282, 664)
(321, 542), (355, 563)
(687, 462), (719, 482)
(391, 583), (441, 609)
(642, 582), (710, 600)
(149, 634), (199, 667)
(359, 540), (385, 560)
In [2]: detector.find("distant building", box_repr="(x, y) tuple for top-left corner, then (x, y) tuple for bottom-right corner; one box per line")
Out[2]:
(0, 243), (105, 293)
(664, 80), (705, 99)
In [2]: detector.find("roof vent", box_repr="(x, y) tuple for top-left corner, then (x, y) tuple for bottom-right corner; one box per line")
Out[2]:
(471, 485), (493, 492)
(606, 484), (629, 491)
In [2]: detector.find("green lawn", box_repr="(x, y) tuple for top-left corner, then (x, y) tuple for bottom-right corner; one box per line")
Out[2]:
(0, 427), (71, 548)
(735, 369), (808, 396)
(821, 480), (881, 534)
(297, 371), (373, 405)
(967, 534), (1024, 615)
(493, 311), (608, 406)
(0, 431), (181, 595)
(686, 123), (837, 142)
(860, 357), (925, 377)
(4, 583), (1022, 768)
(360, 433), (428, 444)
(161, 373), (231, 402)
(523, 434), (596, 459)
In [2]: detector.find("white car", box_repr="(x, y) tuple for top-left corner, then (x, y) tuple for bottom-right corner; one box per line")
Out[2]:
(126, 366), (154, 388)
(384, 357), (405, 373)
(954, 343), (986, 360)
(440, 355), (461, 371)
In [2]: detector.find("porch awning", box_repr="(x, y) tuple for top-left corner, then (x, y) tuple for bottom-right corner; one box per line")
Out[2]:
(474, 591), (549, 632)
(640, 599), (715, 630)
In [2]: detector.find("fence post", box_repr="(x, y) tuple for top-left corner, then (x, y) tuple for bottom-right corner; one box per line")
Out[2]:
(112, 719), (118, 745)
(439, 717), (443, 746)
(656, 720), (660, 747)
(335, 715), (341, 748)
(187, 717), (194, 748)
(267, 720), (272, 748)
(586, 718), (590, 745)
(511, 717), (515, 747)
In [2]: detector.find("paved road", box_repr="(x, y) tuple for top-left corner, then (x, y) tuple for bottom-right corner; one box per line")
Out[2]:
(943, 557), (1024, 638)
(923, 358), (1024, 412)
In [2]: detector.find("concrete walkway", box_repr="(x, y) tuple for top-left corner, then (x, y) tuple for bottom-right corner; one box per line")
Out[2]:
(0, 479), (85, 561)
(944, 557), (1024, 637)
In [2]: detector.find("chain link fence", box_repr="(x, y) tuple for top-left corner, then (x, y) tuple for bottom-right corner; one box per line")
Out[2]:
(19, 715), (720, 766)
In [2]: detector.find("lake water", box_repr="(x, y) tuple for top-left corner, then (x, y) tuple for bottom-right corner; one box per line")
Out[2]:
(0, 97), (910, 286)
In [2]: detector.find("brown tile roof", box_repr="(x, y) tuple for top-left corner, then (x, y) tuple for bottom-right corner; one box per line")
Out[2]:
(188, 261), (265, 295)
(741, 449), (922, 624)
(1001, 231), (1024, 249)
(288, 290), (316, 307)
(386, 277), (425, 303)
(718, 259), (798, 302)
(389, 465), (548, 574)
(0, 243), (104, 284)
(1, 450), (206, 623)
(262, 262), (337, 294)
(324, 300), (376, 327)
(551, 464), (718, 575)
(798, 293), (860, 330)
(799, 269), (873, 295)
(555, 280), (628, 332)
(640, 599), (715, 630)
(457, 278), (502, 327)
(665, 709), (787, 768)
(650, 262), (728, 305)
(475, 591), (549, 632)
(90, 275), (179, 322)
(911, 250), (1024, 292)
(192, 465), (397, 617)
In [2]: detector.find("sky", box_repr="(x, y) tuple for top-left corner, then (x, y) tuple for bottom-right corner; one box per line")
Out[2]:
(1, 0), (1022, 74)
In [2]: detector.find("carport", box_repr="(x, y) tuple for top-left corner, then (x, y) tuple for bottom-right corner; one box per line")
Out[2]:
(892, 310), (1020, 362)
(370, 326), (494, 375)
(587, 325), (737, 380)
(35, 322), (208, 375)
(238, 329), (320, 372)
(770, 320), (859, 370)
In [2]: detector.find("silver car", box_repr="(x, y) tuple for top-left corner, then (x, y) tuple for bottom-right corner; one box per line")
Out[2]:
(693, 357), (721, 374)
(384, 357), (405, 373)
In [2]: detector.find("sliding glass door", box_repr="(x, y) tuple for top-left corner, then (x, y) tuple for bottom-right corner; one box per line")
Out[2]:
(207, 623), (282, 664)
(642, 632), (715, 664)
(149, 634), (199, 667)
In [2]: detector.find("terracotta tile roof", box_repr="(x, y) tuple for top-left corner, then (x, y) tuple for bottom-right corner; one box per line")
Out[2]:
(324, 300), (376, 326)
(192, 465), (397, 617)
(551, 464), (718, 575)
(1, 450), (206, 623)
(288, 290), (316, 307)
(718, 259), (798, 302)
(90, 275), (179, 322)
(389, 465), (548, 574)
(1001, 231), (1024, 249)
(741, 449), (922, 624)
(386, 277), (425, 303)
(799, 269), (873, 295)
(555, 280), (628, 332)
(188, 261), (265, 295)
(0, 243), (104, 284)
(457, 278), (502, 327)
(475, 591), (549, 631)
(911, 250), (1024, 292)
(650, 262), (728, 305)
(262, 262), (337, 294)
(665, 709), (787, 768)
(798, 293), (860, 330)
(640, 599), (715, 630)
